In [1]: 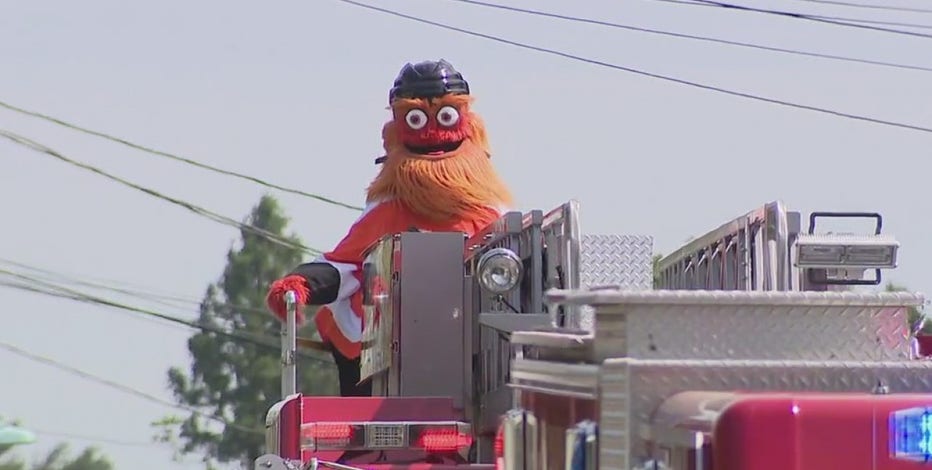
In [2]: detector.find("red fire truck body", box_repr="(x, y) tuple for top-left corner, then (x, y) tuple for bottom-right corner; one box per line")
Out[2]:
(255, 200), (932, 470)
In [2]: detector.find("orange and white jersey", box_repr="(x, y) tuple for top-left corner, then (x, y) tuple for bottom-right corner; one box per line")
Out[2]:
(313, 198), (502, 359)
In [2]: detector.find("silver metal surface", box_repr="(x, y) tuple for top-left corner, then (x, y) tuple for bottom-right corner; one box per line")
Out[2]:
(564, 420), (599, 470)
(263, 398), (286, 456)
(397, 232), (467, 401)
(282, 291), (297, 399)
(655, 201), (794, 292)
(359, 235), (394, 386)
(599, 357), (932, 469)
(308, 458), (366, 470)
(462, 206), (569, 436)
(466, 211), (525, 314)
(572, 234), (654, 332)
(547, 288), (923, 361)
(525, 210), (545, 314)
(579, 234), (654, 290)
(510, 358), (600, 398)
(540, 201), (582, 327)
(794, 232), (900, 270)
(254, 454), (302, 470)
(502, 408), (539, 470)
(479, 313), (552, 334)
(360, 232), (468, 405)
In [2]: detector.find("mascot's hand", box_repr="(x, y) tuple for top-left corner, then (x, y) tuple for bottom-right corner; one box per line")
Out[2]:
(265, 275), (311, 325)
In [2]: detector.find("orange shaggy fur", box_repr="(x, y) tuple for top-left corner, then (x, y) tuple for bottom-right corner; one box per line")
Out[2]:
(366, 95), (513, 221)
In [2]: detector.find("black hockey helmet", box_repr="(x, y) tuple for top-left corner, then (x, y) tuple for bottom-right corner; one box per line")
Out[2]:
(388, 59), (470, 103)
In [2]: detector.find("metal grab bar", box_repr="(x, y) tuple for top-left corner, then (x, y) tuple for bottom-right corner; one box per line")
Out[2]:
(282, 290), (297, 399)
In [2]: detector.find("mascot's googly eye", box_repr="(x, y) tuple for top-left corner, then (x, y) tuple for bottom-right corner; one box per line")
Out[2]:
(436, 106), (460, 127)
(405, 109), (429, 130)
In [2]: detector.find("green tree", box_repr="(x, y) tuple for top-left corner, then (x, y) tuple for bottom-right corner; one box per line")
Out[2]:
(652, 253), (664, 289)
(0, 444), (112, 470)
(158, 194), (338, 468)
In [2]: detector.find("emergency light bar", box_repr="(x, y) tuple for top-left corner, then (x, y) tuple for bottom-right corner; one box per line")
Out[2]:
(794, 233), (899, 270)
(300, 420), (472, 459)
(890, 406), (932, 462)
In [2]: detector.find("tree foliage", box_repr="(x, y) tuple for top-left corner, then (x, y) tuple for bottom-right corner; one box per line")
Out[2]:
(0, 444), (112, 470)
(652, 253), (663, 288)
(159, 194), (338, 467)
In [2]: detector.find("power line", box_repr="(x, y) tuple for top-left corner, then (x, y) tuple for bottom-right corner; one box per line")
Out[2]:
(803, 13), (932, 30)
(0, 257), (277, 319)
(334, 0), (932, 135)
(677, 0), (932, 30)
(655, 0), (932, 39)
(0, 99), (364, 212)
(0, 278), (195, 334)
(0, 340), (264, 436)
(0, 268), (332, 364)
(792, 0), (932, 14)
(0, 269), (262, 344)
(448, 0), (932, 73)
(0, 129), (323, 256)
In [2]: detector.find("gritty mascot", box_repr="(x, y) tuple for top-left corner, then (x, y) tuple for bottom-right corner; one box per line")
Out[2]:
(264, 59), (512, 397)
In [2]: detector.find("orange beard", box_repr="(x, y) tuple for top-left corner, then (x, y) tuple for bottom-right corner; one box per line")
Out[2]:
(365, 95), (513, 222)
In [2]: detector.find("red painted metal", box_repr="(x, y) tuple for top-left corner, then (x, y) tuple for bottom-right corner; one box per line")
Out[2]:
(356, 465), (495, 469)
(915, 334), (932, 357)
(300, 396), (459, 421)
(287, 395), (465, 464)
(278, 394), (302, 460)
(712, 392), (932, 470)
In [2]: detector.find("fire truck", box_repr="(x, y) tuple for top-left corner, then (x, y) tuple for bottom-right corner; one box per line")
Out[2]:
(254, 199), (932, 470)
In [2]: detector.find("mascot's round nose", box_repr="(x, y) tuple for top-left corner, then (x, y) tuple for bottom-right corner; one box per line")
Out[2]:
(389, 59), (470, 103)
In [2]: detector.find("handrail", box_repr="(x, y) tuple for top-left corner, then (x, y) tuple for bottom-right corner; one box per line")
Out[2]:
(656, 201), (792, 291)
(281, 290), (297, 399)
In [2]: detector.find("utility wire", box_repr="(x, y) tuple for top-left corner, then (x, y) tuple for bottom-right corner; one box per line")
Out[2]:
(0, 256), (202, 303)
(0, 99), (364, 212)
(0, 340), (264, 436)
(0, 277), (195, 334)
(655, 0), (932, 39)
(334, 0), (932, 135)
(0, 269), (260, 344)
(0, 257), (278, 319)
(0, 129), (323, 256)
(0, 268), (332, 364)
(801, 13), (932, 30)
(448, 0), (932, 73)
(792, 0), (932, 14)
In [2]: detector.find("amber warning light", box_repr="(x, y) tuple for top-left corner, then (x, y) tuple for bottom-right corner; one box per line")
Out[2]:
(300, 421), (473, 458)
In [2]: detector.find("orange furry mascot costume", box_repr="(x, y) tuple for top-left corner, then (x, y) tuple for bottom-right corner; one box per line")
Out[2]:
(265, 59), (512, 396)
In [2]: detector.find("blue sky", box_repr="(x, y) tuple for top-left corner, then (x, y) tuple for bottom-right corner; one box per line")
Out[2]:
(1, 0), (929, 468)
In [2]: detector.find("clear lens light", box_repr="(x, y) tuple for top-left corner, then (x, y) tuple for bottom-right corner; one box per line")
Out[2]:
(478, 248), (522, 294)
(798, 244), (845, 264)
(795, 233), (899, 269)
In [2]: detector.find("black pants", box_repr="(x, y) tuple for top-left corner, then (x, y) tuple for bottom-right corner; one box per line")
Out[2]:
(329, 345), (372, 397)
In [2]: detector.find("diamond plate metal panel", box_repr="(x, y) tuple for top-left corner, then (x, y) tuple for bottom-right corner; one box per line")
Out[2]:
(548, 288), (926, 307)
(580, 234), (654, 289)
(548, 289), (922, 361)
(602, 302), (910, 361)
(600, 358), (932, 467)
(571, 234), (654, 332)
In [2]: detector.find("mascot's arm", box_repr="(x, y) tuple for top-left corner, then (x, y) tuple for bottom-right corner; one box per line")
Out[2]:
(266, 201), (393, 324)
